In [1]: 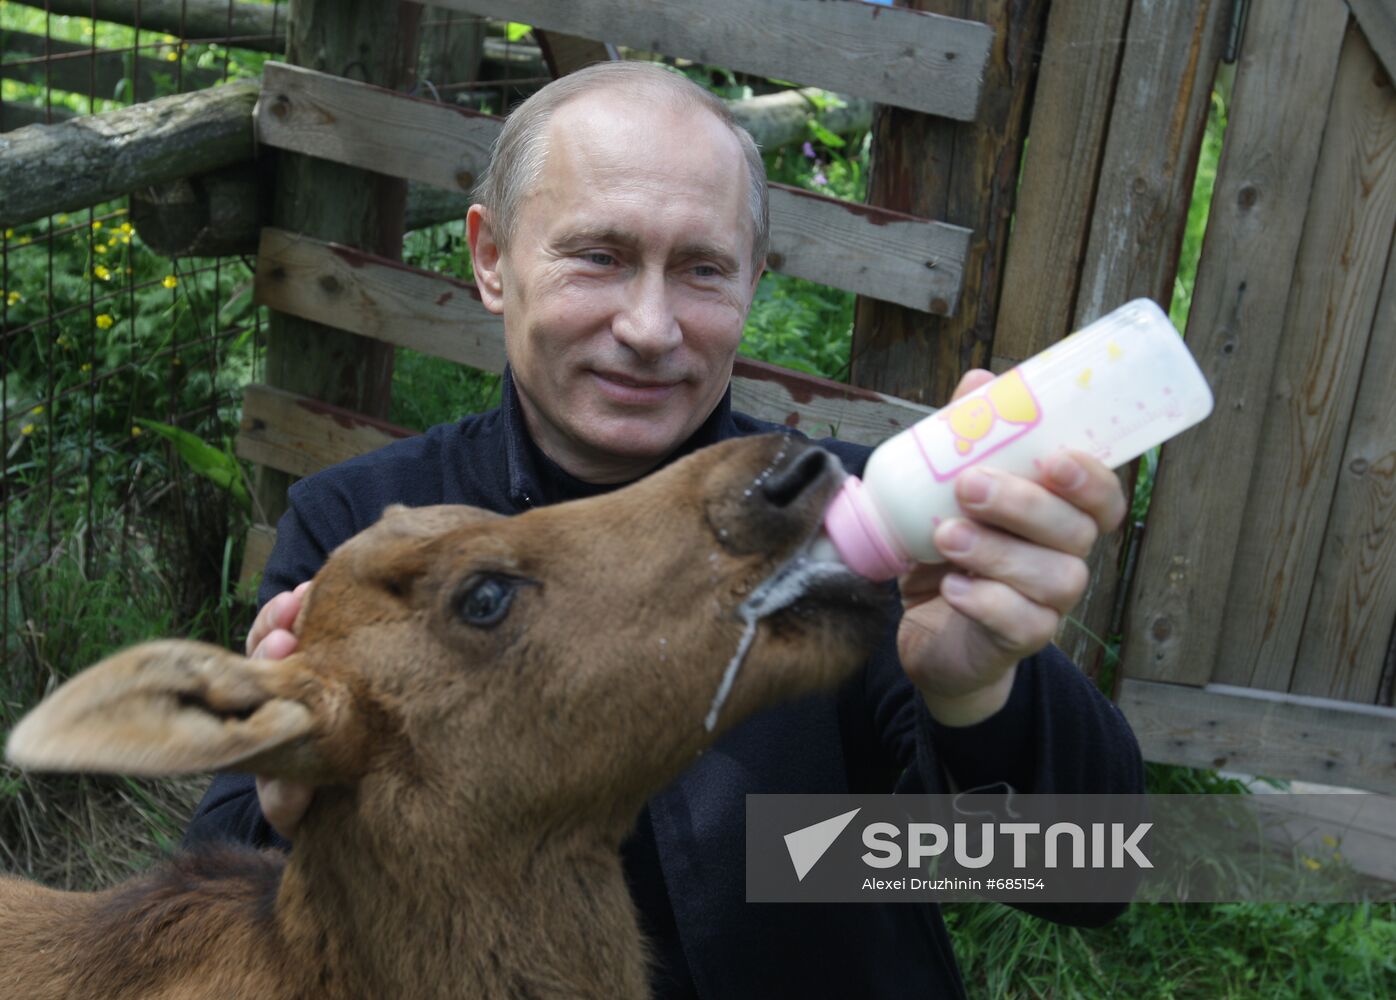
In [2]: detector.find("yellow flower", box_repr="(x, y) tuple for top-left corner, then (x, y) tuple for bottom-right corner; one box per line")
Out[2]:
(94, 244), (107, 255)
(93, 265), (112, 281)
(21, 424), (34, 436)
(1321, 835), (1338, 849)
(91, 221), (103, 230)
(3, 228), (12, 239)
(5, 290), (20, 306)
(131, 425), (143, 437)
(162, 34), (177, 43)
(107, 236), (118, 247)
(1302, 856), (1322, 872)
(55, 335), (69, 347)
(80, 363), (92, 373)
(120, 222), (133, 234)
(57, 214), (69, 224)
(162, 275), (179, 289)
(120, 236), (131, 245)
(95, 313), (115, 329)
(30, 405), (43, 415)
(166, 50), (179, 62)
(1332, 851), (1343, 864)
(17, 236), (29, 246)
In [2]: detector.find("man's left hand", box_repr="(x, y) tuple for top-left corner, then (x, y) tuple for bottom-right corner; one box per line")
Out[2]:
(897, 370), (1128, 727)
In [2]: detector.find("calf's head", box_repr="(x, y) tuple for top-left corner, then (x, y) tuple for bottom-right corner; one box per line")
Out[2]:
(6, 435), (886, 837)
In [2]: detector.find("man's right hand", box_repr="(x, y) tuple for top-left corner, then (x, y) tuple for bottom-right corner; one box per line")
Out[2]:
(248, 581), (315, 840)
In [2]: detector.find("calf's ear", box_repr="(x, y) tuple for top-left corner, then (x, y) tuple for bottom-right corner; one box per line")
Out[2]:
(5, 640), (342, 780)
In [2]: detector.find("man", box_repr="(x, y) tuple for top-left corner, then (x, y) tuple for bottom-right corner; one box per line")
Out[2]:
(187, 62), (1143, 997)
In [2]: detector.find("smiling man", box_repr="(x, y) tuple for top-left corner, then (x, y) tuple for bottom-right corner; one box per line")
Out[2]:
(186, 62), (1144, 998)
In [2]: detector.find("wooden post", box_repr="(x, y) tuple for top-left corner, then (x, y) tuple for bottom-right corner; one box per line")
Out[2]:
(848, 0), (1049, 406)
(255, 0), (421, 524)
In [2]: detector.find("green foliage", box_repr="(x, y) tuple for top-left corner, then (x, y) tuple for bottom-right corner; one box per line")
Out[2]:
(134, 418), (250, 512)
(945, 900), (1396, 999)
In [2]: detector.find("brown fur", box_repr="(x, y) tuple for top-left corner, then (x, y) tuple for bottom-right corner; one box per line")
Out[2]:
(1, 435), (886, 999)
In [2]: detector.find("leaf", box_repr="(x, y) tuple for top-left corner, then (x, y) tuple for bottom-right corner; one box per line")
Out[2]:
(134, 418), (250, 512)
(505, 22), (533, 42)
(807, 120), (846, 149)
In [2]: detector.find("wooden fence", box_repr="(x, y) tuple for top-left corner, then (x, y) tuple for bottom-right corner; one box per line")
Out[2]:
(4, 0), (1395, 794)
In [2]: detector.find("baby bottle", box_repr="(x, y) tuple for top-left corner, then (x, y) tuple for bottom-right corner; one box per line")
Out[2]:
(819, 298), (1214, 580)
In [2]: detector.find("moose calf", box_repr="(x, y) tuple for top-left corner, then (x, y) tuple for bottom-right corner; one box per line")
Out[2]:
(1, 434), (886, 1000)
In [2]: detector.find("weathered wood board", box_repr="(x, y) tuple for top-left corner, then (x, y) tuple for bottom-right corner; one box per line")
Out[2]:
(1053, 0), (1229, 675)
(994, 0), (1130, 369)
(1212, 25), (1396, 692)
(237, 382), (413, 481)
(255, 227), (509, 374)
(253, 229), (933, 446)
(1119, 678), (1396, 795)
(1120, 0), (1349, 687)
(1349, 0), (1396, 85)
(1290, 173), (1396, 697)
(432, 0), (992, 121)
(255, 62), (968, 313)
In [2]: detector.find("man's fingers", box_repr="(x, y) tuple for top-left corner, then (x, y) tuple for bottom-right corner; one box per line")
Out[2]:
(949, 368), (994, 403)
(1042, 451), (1129, 535)
(256, 775), (314, 841)
(252, 628), (299, 662)
(938, 572), (1061, 657)
(953, 467), (1102, 558)
(245, 582), (312, 657)
(933, 519), (1090, 614)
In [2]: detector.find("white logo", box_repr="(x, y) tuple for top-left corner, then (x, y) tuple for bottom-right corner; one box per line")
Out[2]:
(783, 808), (861, 881)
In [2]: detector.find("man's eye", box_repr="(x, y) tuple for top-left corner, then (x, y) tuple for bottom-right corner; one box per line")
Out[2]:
(693, 264), (720, 278)
(583, 252), (617, 267)
(454, 575), (518, 627)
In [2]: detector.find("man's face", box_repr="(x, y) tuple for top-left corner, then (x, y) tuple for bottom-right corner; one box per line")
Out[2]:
(468, 91), (763, 483)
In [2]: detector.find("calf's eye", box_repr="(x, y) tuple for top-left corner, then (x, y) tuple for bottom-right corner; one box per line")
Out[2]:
(454, 575), (517, 627)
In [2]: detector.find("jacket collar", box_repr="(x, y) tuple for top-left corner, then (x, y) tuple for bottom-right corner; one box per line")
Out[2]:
(501, 366), (738, 511)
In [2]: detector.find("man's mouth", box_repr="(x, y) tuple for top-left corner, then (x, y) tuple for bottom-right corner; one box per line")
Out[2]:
(591, 370), (684, 403)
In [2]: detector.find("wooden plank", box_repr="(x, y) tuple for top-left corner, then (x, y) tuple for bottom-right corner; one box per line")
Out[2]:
(433, 0), (992, 121)
(0, 30), (222, 98)
(255, 227), (509, 374)
(849, 0), (1050, 404)
(1350, 0), (1396, 84)
(256, 62), (968, 312)
(534, 31), (616, 76)
(1291, 166), (1396, 696)
(767, 186), (970, 316)
(252, 228), (933, 447)
(731, 357), (933, 443)
(237, 383), (414, 481)
(1008, 0), (1226, 677)
(238, 523), (278, 598)
(256, 62), (497, 196)
(1251, 790), (1396, 887)
(1209, 25), (1396, 692)
(256, 1), (421, 525)
(1119, 678), (1396, 795)
(993, 0), (1130, 369)
(1117, 0), (1346, 686)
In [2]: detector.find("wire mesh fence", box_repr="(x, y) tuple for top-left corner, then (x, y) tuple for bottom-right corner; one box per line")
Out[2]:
(0, 0), (532, 885)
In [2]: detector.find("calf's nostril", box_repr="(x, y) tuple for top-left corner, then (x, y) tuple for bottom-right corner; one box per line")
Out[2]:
(760, 447), (827, 508)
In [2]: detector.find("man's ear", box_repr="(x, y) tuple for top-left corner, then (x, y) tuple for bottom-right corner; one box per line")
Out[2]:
(466, 204), (505, 314)
(4, 640), (352, 781)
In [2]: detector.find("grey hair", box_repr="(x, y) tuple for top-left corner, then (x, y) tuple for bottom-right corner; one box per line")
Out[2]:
(475, 62), (770, 270)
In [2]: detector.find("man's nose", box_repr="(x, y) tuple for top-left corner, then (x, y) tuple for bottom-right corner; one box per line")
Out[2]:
(612, 270), (682, 361)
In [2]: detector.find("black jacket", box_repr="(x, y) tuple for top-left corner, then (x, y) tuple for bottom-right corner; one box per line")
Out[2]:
(186, 370), (1145, 998)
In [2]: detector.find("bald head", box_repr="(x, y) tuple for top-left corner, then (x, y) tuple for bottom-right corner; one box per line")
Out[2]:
(475, 62), (770, 270)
